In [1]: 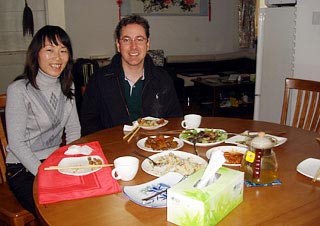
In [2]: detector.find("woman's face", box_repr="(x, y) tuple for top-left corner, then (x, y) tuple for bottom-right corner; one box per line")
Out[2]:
(38, 37), (69, 77)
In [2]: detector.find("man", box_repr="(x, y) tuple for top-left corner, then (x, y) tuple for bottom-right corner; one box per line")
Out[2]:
(80, 15), (182, 136)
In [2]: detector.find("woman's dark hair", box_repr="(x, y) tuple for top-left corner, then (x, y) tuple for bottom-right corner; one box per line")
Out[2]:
(17, 25), (74, 99)
(115, 14), (150, 39)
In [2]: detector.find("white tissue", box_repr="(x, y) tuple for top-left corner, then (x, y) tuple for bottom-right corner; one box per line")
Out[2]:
(123, 121), (139, 132)
(64, 145), (93, 155)
(195, 149), (225, 189)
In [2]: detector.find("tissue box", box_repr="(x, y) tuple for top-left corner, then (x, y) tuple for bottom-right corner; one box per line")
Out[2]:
(167, 167), (244, 226)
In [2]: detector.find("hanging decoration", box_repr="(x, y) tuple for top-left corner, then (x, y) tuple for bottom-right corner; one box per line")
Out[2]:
(23, 0), (34, 36)
(238, 0), (256, 48)
(208, 0), (211, 21)
(117, 0), (123, 21)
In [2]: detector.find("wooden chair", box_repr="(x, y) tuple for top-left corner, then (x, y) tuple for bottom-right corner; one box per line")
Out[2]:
(280, 78), (320, 133)
(0, 93), (36, 226)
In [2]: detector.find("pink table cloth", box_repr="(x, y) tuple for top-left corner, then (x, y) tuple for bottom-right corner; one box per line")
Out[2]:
(38, 141), (121, 204)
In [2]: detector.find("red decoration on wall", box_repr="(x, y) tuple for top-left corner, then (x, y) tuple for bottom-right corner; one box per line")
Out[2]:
(117, 0), (122, 21)
(208, 0), (211, 22)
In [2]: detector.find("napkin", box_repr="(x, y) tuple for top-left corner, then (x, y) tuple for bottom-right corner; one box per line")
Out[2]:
(64, 144), (93, 155)
(123, 121), (139, 132)
(195, 149), (225, 189)
(38, 141), (122, 204)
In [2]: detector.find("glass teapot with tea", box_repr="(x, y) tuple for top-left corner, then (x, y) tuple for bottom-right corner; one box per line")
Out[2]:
(241, 132), (278, 184)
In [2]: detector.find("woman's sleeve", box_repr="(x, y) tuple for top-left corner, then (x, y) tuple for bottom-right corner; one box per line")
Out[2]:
(6, 84), (41, 175)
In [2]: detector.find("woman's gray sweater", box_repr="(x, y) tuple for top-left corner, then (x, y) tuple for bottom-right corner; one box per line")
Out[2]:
(5, 70), (81, 175)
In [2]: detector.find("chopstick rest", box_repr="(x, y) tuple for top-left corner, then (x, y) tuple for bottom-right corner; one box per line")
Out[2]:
(44, 164), (113, 171)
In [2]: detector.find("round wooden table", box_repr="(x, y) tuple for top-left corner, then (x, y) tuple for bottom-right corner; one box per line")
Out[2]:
(33, 117), (320, 226)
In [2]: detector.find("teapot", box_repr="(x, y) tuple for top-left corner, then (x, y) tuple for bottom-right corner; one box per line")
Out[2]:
(241, 132), (278, 184)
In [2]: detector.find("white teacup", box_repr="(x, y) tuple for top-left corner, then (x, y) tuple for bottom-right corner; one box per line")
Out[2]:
(181, 114), (202, 129)
(111, 156), (139, 181)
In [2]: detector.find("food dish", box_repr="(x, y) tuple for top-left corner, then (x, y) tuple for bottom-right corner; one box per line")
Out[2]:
(141, 151), (207, 177)
(123, 172), (184, 208)
(57, 155), (104, 176)
(179, 128), (227, 147)
(225, 132), (287, 147)
(136, 116), (168, 130)
(206, 146), (247, 166)
(136, 136), (184, 153)
(296, 158), (320, 181)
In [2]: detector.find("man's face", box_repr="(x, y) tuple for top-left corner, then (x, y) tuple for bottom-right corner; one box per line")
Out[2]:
(116, 24), (150, 69)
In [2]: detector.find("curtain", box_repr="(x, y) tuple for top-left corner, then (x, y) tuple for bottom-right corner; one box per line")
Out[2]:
(238, 0), (256, 48)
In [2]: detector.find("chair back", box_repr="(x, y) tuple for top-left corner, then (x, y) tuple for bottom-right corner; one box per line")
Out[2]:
(280, 78), (320, 133)
(73, 58), (99, 114)
(0, 93), (36, 225)
(0, 93), (7, 183)
(148, 49), (165, 67)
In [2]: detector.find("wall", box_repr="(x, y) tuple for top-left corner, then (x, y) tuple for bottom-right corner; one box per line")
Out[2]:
(0, 0), (46, 93)
(0, 0), (241, 93)
(64, 0), (240, 58)
(64, 0), (119, 58)
(46, 0), (65, 29)
(294, 0), (320, 82)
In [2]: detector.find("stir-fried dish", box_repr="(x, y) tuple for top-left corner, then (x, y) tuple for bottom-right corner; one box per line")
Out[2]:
(145, 135), (178, 150)
(138, 118), (165, 127)
(223, 151), (244, 164)
(180, 129), (228, 144)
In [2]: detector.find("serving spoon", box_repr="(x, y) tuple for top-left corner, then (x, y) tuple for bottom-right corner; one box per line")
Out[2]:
(132, 151), (159, 166)
(192, 138), (199, 156)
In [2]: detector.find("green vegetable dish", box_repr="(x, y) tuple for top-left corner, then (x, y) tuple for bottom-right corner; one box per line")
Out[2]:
(179, 129), (228, 144)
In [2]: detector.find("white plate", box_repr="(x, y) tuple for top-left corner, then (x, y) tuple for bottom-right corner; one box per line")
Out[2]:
(57, 155), (104, 176)
(296, 158), (320, 181)
(123, 172), (184, 208)
(206, 146), (247, 166)
(179, 128), (227, 147)
(136, 116), (168, 130)
(141, 150), (207, 177)
(225, 132), (287, 147)
(136, 136), (184, 153)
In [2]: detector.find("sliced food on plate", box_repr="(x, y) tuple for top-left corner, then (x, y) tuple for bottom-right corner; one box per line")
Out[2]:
(137, 116), (168, 130)
(57, 155), (104, 176)
(179, 128), (228, 147)
(145, 135), (178, 150)
(141, 151), (207, 177)
(137, 135), (184, 153)
(206, 146), (247, 166)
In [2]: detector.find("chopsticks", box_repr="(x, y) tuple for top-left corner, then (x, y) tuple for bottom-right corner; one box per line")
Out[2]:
(142, 189), (168, 203)
(123, 125), (140, 143)
(312, 166), (320, 183)
(44, 164), (113, 171)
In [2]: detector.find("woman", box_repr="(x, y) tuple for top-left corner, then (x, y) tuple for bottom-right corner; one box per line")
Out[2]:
(5, 25), (81, 216)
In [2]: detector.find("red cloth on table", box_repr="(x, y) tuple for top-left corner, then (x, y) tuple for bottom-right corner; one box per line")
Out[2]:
(38, 141), (121, 204)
